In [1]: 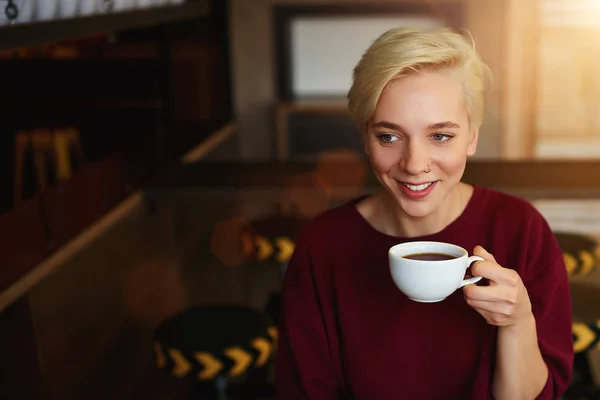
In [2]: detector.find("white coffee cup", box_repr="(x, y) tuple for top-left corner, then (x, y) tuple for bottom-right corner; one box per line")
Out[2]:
(388, 241), (484, 303)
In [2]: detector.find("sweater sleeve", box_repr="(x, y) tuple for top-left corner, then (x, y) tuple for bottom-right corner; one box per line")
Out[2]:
(275, 229), (344, 399)
(523, 213), (574, 399)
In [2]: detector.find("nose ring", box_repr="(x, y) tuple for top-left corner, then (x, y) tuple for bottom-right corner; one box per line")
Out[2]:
(423, 164), (431, 174)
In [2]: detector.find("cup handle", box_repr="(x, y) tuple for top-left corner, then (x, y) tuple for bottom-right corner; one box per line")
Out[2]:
(458, 255), (485, 288)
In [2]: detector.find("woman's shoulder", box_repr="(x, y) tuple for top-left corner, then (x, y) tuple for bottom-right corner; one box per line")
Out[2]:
(473, 185), (552, 238)
(475, 185), (545, 221)
(296, 196), (368, 244)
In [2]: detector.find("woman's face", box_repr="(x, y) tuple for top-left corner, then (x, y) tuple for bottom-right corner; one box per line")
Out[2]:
(365, 72), (479, 219)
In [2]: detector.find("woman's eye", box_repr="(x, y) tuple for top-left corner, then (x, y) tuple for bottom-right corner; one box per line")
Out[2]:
(432, 133), (453, 142)
(377, 134), (398, 143)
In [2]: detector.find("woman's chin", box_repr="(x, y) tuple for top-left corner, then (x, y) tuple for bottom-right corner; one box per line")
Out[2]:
(400, 205), (435, 220)
(394, 197), (438, 219)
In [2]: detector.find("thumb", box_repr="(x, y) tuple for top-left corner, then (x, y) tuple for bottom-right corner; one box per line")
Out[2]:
(473, 245), (496, 262)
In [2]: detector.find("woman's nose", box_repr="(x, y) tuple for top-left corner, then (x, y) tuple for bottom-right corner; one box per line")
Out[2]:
(401, 143), (429, 176)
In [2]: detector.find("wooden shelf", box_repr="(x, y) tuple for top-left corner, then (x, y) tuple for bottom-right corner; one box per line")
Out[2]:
(0, 119), (234, 310)
(0, 1), (211, 51)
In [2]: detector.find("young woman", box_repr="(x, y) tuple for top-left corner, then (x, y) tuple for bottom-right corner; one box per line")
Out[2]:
(275, 27), (573, 399)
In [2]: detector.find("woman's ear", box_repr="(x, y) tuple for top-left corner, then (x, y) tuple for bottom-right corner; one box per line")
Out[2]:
(467, 127), (479, 156)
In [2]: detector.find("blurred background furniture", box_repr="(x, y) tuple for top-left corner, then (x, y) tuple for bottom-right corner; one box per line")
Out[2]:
(14, 127), (85, 205)
(565, 282), (600, 399)
(153, 306), (277, 399)
(557, 232), (600, 399)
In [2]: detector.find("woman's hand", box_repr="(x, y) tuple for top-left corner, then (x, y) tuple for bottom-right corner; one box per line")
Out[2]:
(463, 246), (532, 327)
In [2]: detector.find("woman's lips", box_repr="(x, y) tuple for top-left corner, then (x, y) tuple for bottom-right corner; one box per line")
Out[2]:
(397, 180), (438, 199)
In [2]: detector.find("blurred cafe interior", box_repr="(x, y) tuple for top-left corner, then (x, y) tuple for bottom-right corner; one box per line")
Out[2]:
(1, 0), (600, 399)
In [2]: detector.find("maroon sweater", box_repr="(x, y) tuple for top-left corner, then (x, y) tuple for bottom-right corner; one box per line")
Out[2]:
(276, 185), (573, 399)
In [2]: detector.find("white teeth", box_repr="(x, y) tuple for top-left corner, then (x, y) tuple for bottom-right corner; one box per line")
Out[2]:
(403, 182), (433, 192)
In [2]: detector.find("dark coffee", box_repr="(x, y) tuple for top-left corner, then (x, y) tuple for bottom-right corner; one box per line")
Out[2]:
(403, 252), (457, 261)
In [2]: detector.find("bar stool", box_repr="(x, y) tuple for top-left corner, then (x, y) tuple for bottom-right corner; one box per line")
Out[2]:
(565, 282), (600, 399)
(555, 232), (600, 278)
(232, 215), (304, 325)
(554, 232), (600, 399)
(153, 306), (277, 399)
(13, 128), (85, 205)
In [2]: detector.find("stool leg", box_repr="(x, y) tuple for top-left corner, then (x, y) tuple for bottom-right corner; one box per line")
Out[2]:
(13, 137), (25, 206)
(72, 132), (85, 167)
(564, 351), (599, 399)
(188, 378), (228, 400)
(280, 261), (288, 282)
(54, 134), (71, 182)
(34, 150), (47, 194)
(214, 376), (228, 400)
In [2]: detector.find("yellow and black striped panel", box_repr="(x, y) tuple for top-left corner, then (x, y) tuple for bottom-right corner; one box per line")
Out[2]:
(573, 320), (600, 353)
(209, 215), (305, 268)
(554, 232), (599, 278)
(154, 324), (278, 381)
(240, 215), (306, 264)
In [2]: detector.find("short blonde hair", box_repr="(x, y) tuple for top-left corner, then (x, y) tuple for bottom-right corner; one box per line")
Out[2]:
(347, 27), (492, 130)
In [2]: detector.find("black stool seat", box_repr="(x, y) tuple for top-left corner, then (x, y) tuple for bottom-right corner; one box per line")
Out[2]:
(153, 306), (277, 382)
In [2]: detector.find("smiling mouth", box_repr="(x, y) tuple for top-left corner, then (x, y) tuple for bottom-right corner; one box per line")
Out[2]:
(401, 182), (435, 192)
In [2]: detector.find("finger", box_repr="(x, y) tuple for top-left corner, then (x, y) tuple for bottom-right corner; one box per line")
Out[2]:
(464, 303), (495, 321)
(463, 283), (490, 301)
(465, 298), (511, 314)
(463, 283), (513, 302)
(469, 260), (503, 282)
(470, 260), (521, 287)
(473, 245), (497, 263)
(467, 304), (495, 320)
(468, 306), (509, 326)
